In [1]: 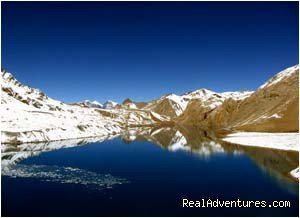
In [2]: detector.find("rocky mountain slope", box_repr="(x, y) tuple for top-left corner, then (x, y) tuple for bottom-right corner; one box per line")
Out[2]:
(127, 89), (252, 118)
(177, 65), (299, 132)
(228, 65), (299, 132)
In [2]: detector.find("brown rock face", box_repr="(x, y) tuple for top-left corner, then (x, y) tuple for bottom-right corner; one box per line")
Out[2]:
(145, 98), (179, 118)
(177, 65), (299, 132)
(230, 66), (299, 132)
(175, 99), (216, 128)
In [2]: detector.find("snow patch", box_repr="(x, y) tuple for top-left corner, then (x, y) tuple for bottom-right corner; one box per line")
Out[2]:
(223, 132), (299, 151)
(82, 100), (103, 108)
(103, 100), (118, 109)
(290, 167), (299, 179)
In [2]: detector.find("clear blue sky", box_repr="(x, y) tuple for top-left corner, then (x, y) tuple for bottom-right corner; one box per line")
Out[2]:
(2, 2), (299, 103)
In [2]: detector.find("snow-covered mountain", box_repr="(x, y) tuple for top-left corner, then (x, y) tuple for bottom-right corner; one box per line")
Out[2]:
(76, 100), (103, 108)
(74, 99), (123, 109)
(103, 100), (118, 109)
(1, 70), (122, 144)
(0, 70), (168, 144)
(143, 88), (253, 118)
(75, 100), (119, 109)
(1, 65), (298, 144)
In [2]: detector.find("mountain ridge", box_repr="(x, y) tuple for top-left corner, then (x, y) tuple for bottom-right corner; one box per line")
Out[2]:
(177, 65), (299, 132)
(1, 65), (298, 144)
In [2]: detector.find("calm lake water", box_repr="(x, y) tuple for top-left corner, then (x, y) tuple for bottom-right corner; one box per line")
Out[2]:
(2, 127), (299, 216)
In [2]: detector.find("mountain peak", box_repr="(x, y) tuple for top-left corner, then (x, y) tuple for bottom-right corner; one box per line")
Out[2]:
(259, 64), (299, 90)
(103, 100), (118, 109)
(81, 100), (103, 108)
(122, 98), (133, 105)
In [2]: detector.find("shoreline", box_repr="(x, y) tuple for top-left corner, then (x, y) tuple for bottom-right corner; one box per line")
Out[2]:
(222, 132), (299, 152)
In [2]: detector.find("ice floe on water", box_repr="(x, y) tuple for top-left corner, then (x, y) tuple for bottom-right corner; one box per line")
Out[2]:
(1, 136), (130, 190)
(2, 164), (129, 190)
(223, 132), (299, 152)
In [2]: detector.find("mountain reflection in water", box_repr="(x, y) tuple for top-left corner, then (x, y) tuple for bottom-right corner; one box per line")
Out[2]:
(121, 126), (299, 193)
(2, 127), (298, 194)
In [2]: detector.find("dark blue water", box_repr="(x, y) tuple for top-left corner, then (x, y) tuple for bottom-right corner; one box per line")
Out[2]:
(2, 136), (299, 216)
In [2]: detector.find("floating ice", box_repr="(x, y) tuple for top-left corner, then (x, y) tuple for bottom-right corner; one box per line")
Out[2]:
(2, 164), (129, 190)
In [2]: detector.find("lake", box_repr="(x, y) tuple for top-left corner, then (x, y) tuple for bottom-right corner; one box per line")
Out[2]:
(1, 127), (299, 216)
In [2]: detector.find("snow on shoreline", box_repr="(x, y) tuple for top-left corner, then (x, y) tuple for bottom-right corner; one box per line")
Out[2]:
(223, 132), (299, 179)
(290, 167), (299, 179)
(0, 104), (122, 144)
(223, 132), (299, 152)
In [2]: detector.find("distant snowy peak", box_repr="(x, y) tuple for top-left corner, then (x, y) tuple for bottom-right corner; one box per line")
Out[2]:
(143, 86), (253, 118)
(160, 89), (253, 116)
(184, 89), (253, 102)
(183, 88), (216, 98)
(188, 90), (252, 110)
(259, 65), (299, 89)
(79, 100), (103, 108)
(76, 100), (120, 109)
(76, 100), (118, 109)
(103, 100), (118, 109)
(220, 91), (254, 100)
